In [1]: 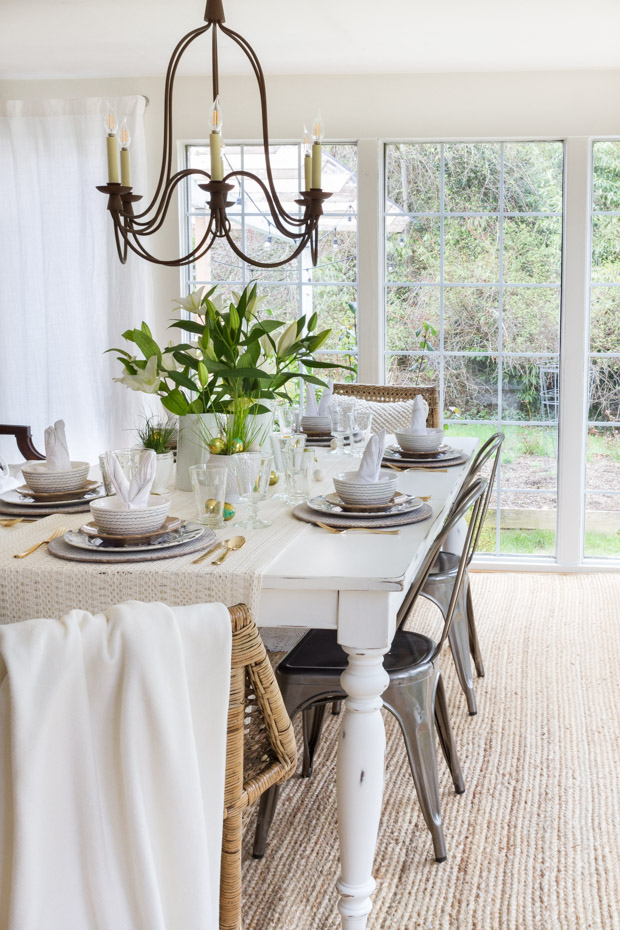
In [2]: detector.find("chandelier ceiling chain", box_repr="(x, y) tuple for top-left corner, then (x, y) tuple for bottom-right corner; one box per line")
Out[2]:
(97, 0), (331, 269)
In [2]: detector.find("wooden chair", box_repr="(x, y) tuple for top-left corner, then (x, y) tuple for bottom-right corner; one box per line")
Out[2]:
(332, 383), (440, 428)
(222, 604), (297, 929)
(0, 424), (44, 460)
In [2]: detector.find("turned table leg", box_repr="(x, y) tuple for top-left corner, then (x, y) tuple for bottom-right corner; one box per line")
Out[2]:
(336, 647), (389, 930)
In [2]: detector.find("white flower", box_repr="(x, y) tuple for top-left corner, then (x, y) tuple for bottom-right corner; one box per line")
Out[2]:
(277, 320), (298, 356)
(161, 341), (179, 372)
(114, 355), (161, 394)
(173, 287), (205, 313)
(259, 333), (275, 357)
(210, 293), (223, 313)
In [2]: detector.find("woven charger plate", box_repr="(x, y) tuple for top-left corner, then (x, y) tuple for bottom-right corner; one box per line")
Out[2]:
(0, 499), (92, 517)
(383, 451), (470, 469)
(47, 527), (216, 563)
(292, 500), (433, 529)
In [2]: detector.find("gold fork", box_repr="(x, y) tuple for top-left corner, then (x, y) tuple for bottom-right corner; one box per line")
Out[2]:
(0, 518), (37, 527)
(13, 525), (66, 559)
(316, 521), (400, 536)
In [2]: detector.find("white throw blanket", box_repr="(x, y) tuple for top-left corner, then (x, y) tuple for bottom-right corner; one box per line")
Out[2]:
(355, 429), (386, 483)
(410, 395), (429, 434)
(0, 600), (231, 930)
(105, 448), (156, 509)
(44, 419), (71, 471)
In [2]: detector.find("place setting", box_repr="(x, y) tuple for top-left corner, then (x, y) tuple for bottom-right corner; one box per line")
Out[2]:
(381, 397), (471, 471)
(293, 429), (433, 531)
(0, 421), (106, 519)
(46, 449), (216, 564)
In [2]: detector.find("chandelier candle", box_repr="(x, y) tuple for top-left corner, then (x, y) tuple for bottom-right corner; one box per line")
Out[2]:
(97, 0), (331, 268)
(119, 118), (131, 187)
(105, 109), (119, 184)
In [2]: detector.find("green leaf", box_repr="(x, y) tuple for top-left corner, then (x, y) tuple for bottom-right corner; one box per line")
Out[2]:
(307, 329), (331, 352)
(173, 351), (200, 371)
(168, 370), (199, 392)
(122, 327), (161, 360)
(169, 319), (207, 336)
(161, 389), (190, 416)
(198, 361), (209, 388)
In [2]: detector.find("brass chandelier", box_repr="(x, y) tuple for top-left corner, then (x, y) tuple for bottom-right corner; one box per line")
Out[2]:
(97, 0), (331, 269)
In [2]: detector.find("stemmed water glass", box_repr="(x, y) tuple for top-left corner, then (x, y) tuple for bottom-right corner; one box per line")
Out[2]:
(329, 405), (349, 454)
(347, 410), (373, 458)
(233, 453), (274, 529)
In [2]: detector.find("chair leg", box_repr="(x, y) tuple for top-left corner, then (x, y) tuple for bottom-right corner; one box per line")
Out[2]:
(466, 579), (485, 678)
(434, 672), (465, 794)
(448, 584), (478, 716)
(252, 784), (281, 859)
(331, 700), (342, 715)
(220, 810), (243, 929)
(384, 669), (447, 863)
(302, 703), (327, 777)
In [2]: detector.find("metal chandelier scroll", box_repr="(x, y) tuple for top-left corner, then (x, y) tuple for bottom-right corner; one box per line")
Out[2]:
(97, 0), (331, 269)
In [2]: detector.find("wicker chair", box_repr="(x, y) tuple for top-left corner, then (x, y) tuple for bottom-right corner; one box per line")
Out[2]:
(0, 424), (44, 460)
(332, 383), (440, 428)
(222, 605), (297, 930)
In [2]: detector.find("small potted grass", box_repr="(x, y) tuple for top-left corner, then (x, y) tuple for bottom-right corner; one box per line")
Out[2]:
(136, 417), (176, 493)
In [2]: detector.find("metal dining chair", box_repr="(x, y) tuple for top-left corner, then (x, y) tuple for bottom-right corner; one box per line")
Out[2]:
(252, 477), (487, 864)
(420, 432), (504, 716)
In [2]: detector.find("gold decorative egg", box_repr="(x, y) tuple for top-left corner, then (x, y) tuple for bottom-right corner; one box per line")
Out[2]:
(209, 437), (226, 455)
(269, 470), (279, 486)
(231, 438), (244, 453)
(204, 498), (219, 514)
(223, 502), (236, 521)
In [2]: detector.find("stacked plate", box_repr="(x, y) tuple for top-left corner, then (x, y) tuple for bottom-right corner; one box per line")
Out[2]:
(48, 518), (217, 563)
(0, 479), (106, 519)
(301, 429), (361, 448)
(382, 443), (470, 469)
(293, 491), (433, 529)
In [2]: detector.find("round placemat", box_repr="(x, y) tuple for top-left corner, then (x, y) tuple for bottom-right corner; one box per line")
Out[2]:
(0, 499), (92, 517)
(48, 527), (216, 563)
(292, 501), (433, 529)
(382, 452), (469, 469)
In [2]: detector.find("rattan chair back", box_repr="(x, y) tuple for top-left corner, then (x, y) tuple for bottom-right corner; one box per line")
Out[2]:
(332, 383), (440, 428)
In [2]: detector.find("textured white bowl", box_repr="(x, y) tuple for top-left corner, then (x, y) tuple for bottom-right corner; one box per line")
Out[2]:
(22, 460), (90, 493)
(395, 428), (445, 454)
(333, 470), (398, 506)
(301, 415), (332, 433)
(89, 494), (171, 535)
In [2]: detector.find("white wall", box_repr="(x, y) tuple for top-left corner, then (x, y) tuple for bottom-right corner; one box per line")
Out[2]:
(1, 69), (619, 340)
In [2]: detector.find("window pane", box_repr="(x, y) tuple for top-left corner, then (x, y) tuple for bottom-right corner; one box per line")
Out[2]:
(499, 492), (556, 555)
(255, 284), (300, 322)
(586, 428), (620, 493)
(385, 287), (440, 353)
(310, 221), (357, 284)
(501, 425), (557, 490)
(314, 352), (358, 384)
(191, 218), (243, 283)
(304, 286), (357, 351)
(444, 217), (499, 283)
(584, 493), (620, 558)
(591, 216), (620, 283)
(444, 355), (498, 421)
(386, 217), (441, 283)
(443, 287), (499, 352)
(592, 141), (620, 212)
(590, 287), (620, 354)
(588, 357), (620, 422)
(503, 217), (562, 284)
(502, 288), (560, 353)
(444, 143), (500, 213)
(386, 143), (441, 213)
(503, 142), (563, 214)
(502, 356), (558, 421)
(385, 353), (439, 388)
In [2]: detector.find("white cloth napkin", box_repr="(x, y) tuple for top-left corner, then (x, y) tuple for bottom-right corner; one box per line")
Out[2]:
(410, 395), (429, 434)
(305, 380), (333, 417)
(105, 449), (156, 509)
(355, 429), (386, 483)
(44, 419), (71, 471)
(0, 600), (231, 930)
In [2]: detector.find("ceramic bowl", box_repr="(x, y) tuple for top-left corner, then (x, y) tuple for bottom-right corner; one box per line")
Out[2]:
(89, 494), (171, 535)
(333, 470), (398, 506)
(22, 460), (90, 493)
(395, 428), (445, 454)
(301, 415), (332, 434)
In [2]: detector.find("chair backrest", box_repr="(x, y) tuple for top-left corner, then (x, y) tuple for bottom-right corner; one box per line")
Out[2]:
(464, 432), (504, 566)
(332, 383), (440, 428)
(0, 424), (45, 461)
(396, 477), (487, 658)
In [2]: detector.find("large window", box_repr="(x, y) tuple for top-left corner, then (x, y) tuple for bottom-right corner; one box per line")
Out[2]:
(182, 142), (358, 384)
(384, 142), (564, 557)
(587, 142), (620, 558)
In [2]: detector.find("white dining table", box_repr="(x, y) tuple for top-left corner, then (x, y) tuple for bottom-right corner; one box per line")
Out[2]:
(0, 435), (477, 930)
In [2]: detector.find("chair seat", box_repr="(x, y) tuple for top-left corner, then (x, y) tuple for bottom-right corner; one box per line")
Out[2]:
(429, 550), (460, 581)
(278, 628), (436, 677)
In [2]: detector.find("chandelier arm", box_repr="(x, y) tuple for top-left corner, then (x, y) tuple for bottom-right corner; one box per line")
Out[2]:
(226, 171), (309, 240)
(131, 23), (212, 221)
(122, 169), (213, 235)
(113, 218), (129, 265)
(218, 23), (307, 227)
(224, 224), (312, 269)
(114, 211), (217, 267)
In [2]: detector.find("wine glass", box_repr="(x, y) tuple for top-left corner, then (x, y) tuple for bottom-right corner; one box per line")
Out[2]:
(329, 405), (349, 454)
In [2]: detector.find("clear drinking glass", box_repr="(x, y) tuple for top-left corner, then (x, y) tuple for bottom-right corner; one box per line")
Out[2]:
(189, 462), (228, 528)
(270, 432), (292, 501)
(99, 448), (135, 496)
(233, 453), (274, 529)
(282, 446), (313, 503)
(348, 410), (373, 458)
(329, 406), (349, 454)
(277, 406), (298, 438)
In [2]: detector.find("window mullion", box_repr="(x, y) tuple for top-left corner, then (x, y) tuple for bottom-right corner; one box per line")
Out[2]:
(357, 139), (382, 383)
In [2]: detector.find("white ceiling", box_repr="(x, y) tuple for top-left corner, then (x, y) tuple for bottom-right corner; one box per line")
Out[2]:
(2, 0), (620, 80)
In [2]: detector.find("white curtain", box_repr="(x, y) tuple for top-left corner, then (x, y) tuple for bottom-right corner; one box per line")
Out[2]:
(0, 96), (155, 463)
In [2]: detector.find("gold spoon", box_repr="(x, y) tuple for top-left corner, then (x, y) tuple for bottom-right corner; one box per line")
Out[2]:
(212, 535), (246, 565)
(316, 521), (400, 536)
(191, 540), (226, 565)
(13, 525), (66, 559)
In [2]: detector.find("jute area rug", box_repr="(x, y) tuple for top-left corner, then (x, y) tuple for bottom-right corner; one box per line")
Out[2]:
(241, 573), (620, 930)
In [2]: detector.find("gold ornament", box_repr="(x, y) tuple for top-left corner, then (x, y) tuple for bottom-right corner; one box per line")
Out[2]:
(204, 498), (220, 514)
(269, 470), (279, 486)
(231, 438), (244, 453)
(208, 437), (225, 455)
(223, 502), (236, 521)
